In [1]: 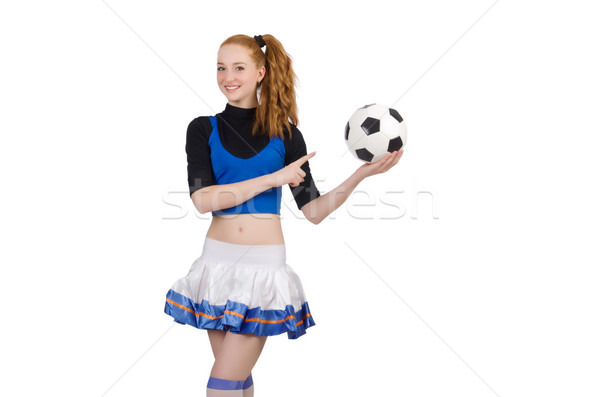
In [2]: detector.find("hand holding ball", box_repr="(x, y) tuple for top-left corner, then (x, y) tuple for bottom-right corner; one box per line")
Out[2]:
(345, 103), (407, 163)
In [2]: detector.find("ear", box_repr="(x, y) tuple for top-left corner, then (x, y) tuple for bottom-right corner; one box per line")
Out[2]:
(257, 65), (266, 83)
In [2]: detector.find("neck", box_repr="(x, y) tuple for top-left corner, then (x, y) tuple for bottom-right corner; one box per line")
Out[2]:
(228, 97), (258, 108)
(224, 102), (256, 120)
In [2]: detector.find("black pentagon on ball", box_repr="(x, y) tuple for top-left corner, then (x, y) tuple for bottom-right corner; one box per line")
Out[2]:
(345, 121), (350, 140)
(355, 148), (374, 162)
(389, 108), (403, 123)
(388, 136), (404, 152)
(361, 117), (380, 135)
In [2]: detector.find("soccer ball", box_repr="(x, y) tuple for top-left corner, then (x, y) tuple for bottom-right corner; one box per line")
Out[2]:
(344, 103), (407, 163)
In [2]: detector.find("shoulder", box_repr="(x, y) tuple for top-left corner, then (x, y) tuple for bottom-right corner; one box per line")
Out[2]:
(187, 116), (213, 139)
(282, 122), (306, 144)
(189, 115), (213, 129)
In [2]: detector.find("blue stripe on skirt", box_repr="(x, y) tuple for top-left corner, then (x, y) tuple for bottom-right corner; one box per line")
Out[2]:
(165, 289), (315, 340)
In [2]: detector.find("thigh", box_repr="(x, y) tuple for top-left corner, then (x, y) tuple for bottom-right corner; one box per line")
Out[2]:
(207, 329), (227, 359)
(210, 331), (268, 381)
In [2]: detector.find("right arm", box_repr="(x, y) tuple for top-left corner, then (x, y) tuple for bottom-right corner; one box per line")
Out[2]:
(192, 152), (315, 214)
(192, 173), (275, 214)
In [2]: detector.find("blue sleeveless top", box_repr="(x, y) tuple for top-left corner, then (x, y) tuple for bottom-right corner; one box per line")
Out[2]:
(208, 116), (285, 215)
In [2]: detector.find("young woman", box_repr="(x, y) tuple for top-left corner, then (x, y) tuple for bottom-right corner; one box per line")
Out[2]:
(164, 34), (403, 396)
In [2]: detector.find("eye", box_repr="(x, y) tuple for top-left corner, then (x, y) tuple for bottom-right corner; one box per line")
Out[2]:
(217, 66), (224, 71)
(236, 66), (244, 71)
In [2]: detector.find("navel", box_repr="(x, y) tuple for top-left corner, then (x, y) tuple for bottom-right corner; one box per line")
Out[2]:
(238, 227), (243, 233)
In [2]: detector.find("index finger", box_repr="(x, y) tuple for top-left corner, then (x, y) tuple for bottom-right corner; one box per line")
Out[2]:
(294, 151), (316, 165)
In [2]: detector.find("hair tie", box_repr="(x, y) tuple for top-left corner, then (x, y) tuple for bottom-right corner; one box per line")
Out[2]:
(254, 35), (266, 48)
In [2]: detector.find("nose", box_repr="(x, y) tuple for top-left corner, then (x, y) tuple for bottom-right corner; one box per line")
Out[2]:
(222, 71), (237, 84)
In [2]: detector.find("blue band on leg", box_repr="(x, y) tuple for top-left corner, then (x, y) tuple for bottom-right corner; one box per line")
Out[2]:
(243, 374), (253, 389)
(207, 376), (245, 390)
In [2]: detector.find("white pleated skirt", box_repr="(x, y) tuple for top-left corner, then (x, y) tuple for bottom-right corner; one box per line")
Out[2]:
(164, 237), (315, 340)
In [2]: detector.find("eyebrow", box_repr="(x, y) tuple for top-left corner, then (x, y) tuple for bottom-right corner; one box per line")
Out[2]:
(217, 62), (246, 65)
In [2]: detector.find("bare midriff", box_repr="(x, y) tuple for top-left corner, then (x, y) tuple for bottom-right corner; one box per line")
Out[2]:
(206, 213), (285, 246)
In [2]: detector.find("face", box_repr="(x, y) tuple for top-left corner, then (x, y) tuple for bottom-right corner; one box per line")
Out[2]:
(217, 44), (265, 108)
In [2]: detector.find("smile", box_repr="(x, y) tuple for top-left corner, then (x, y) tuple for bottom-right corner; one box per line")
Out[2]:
(225, 85), (240, 91)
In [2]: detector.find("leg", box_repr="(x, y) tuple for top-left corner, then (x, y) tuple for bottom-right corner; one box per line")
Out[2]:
(207, 329), (227, 359)
(210, 331), (267, 380)
(206, 331), (266, 396)
(207, 329), (255, 395)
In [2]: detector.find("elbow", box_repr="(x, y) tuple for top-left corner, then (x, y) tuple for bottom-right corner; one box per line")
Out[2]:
(310, 217), (323, 225)
(308, 212), (323, 225)
(191, 189), (211, 214)
(195, 201), (212, 215)
(301, 201), (323, 225)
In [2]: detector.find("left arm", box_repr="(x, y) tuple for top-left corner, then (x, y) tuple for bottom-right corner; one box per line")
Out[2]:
(301, 149), (404, 224)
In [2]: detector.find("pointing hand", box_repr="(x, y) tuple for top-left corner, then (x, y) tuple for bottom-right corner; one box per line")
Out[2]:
(274, 151), (316, 187)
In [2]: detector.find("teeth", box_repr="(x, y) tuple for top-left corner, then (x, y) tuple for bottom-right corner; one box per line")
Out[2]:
(226, 86), (239, 89)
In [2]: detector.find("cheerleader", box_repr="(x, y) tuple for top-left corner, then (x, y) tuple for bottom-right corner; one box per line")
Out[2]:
(164, 33), (403, 396)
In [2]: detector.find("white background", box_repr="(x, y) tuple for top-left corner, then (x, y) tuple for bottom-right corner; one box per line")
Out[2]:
(1, 0), (599, 396)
